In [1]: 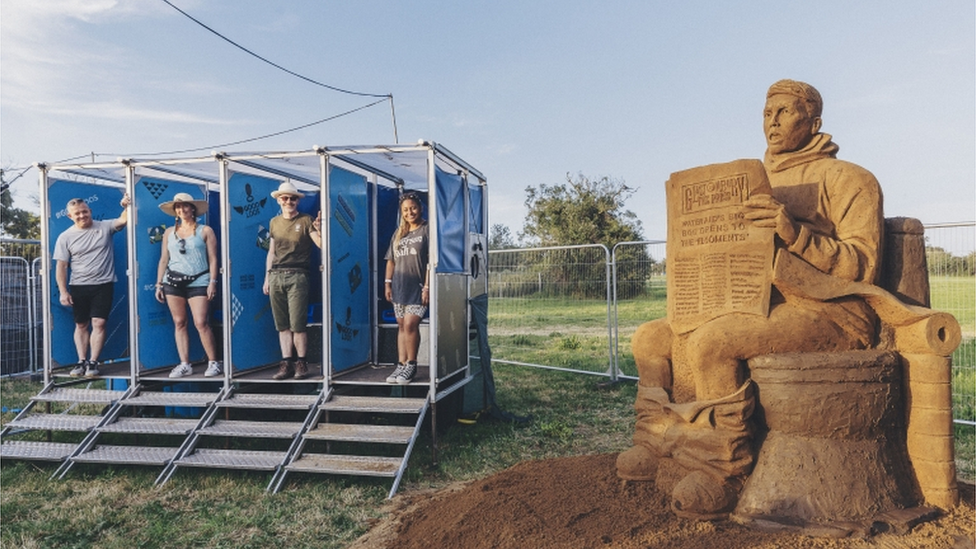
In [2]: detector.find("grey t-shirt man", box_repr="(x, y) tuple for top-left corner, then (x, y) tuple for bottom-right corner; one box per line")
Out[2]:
(53, 220), (120, 285)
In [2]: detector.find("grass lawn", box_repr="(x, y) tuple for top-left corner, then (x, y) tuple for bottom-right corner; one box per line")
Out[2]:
(0, 366), (638, 549)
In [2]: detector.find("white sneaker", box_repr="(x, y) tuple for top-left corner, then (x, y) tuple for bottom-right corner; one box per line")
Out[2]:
(385, 363), (405, 384)
(394, 361), (417, 385)
(204, 361), (223, 377)
(69, 362), (86, 377)
(84, 361), (100, 378)
(169, 363), (193, 378)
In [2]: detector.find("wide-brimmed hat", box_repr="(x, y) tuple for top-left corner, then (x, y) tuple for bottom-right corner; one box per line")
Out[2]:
(159, 192), (209, 216)
(271, 181), (305, 199)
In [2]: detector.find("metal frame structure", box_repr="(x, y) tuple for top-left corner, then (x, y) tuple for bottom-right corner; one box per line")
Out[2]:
(7, 143), (487, 496)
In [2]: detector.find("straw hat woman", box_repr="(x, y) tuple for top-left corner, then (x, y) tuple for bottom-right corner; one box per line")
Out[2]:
(155, 192), (221, 378)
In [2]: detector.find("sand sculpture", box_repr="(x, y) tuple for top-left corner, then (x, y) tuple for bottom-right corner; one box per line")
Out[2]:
(620, 79), (961, 534)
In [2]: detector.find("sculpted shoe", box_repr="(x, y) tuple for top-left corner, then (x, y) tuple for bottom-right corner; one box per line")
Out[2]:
(671, 470), (740, 521)
(293, 359), (309, 380)
(616, 445), (658, 481)
(272, 360), (294, 380)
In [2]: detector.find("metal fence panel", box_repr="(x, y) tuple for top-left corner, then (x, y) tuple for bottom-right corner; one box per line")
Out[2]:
(0, 239), (43, 377)
(924, 223), (975, 426)
(487, 245), (613, 377)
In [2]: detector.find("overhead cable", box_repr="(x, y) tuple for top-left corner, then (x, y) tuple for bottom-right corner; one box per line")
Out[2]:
(160, 0), (389, 100)
(96, 97), (389, 158)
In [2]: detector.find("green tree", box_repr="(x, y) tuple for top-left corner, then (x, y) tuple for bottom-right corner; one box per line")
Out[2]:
(521, 173), (653, 298)
(489, 223), (518, 250)
(1, 183), (40, 240)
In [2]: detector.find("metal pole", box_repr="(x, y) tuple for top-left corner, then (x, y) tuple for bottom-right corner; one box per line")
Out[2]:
(217, 154), (232, 384)
(37, 164), (52, 385)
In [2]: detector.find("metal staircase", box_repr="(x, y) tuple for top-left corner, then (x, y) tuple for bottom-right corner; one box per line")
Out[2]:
(157, 388), (322, 486)
(271, 391), (429, 498)
(0, 382), (130, 465)
(2, 378), (431, 498)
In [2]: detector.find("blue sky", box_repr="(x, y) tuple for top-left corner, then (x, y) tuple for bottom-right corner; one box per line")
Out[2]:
(2, 0), (973, 241)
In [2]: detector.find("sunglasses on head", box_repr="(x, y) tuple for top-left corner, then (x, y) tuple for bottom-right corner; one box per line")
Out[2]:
(399, 192), (421, 203)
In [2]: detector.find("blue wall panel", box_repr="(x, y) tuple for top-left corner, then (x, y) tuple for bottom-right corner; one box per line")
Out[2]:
(47, 181), (129, 367)
(329, 166), (370, 372)
(134, 178), (209, 370)
(226, 172), (282, 370)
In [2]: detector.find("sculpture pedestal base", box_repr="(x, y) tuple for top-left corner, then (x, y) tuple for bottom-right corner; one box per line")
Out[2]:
(732, 350), (922, 533)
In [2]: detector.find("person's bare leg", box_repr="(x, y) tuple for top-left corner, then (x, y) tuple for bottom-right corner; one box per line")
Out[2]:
(187, 296), (217, 361)
(74, 322), (90, 362)
(402, 314), (422, 363)
(278, 330), (294, 358)
(166, 295), (191, 363)
(293, 331), (308, 358)
(89, 317), (107, 362)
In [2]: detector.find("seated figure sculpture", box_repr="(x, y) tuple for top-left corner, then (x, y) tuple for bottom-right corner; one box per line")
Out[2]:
(617, 79), (886, 520)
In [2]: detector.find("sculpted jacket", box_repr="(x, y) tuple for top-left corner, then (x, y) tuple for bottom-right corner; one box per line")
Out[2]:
(764, 132), (885, 346)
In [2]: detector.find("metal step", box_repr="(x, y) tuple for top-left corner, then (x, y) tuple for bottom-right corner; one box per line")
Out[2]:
(286, 453), (402, 477)
(305, 423), (415, 444)
(320, 395), (426, 414)
(197, 420), (304, 438)
(5, 413), (102, 432)
(72, 445), (177, 466)
(33, 388), (120, 404)
(175, 448), (287, 471)
(98, 417), (200, 435)
(217, 393), (318, 410)
(122, 391), (218, 407)
(0, 441), (79, 461)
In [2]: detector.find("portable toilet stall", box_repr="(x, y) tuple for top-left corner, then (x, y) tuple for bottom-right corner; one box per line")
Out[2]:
(3, 143), (486, 495)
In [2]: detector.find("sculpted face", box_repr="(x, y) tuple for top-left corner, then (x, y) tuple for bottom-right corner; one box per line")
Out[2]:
(763, 93), (821, 154)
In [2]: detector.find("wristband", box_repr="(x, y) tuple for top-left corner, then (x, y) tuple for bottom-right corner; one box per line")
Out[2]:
(385, 279), (393, 283)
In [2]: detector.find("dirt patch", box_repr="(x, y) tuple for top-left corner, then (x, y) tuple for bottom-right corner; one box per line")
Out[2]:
(349, 454), (975, 549)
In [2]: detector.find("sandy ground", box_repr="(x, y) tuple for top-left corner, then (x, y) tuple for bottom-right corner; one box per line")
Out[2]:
(348, 454), (975, 549)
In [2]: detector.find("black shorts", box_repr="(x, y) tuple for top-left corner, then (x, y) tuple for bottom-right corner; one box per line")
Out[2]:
(69, 282), (114, 324)
(162, 284), (209, 300)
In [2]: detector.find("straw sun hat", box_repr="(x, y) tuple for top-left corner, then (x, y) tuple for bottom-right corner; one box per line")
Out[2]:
(270, 181), (305, 199)
(159, 193), (209, 216)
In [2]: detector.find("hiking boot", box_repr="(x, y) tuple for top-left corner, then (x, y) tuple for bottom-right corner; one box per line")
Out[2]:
(386, 363), (405, 384)
(70, 361), (87, 377)
(84, 360), (100, 378)
(204, 361), (223, 377)
(394, 361), (417, 385)
(293, 359), (309, 380)
(169, 362), (193, 378)
(272, 360), (294, 380)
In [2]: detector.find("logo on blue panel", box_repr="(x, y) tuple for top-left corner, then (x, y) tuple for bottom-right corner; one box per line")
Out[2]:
(147, 225), (166, 244)
(233, 183), (268, 219)
(142, 180), (168, 199)
(335, 307), (360, 341)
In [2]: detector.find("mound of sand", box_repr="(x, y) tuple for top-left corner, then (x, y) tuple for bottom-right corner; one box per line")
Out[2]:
(349, 454), (974, 549)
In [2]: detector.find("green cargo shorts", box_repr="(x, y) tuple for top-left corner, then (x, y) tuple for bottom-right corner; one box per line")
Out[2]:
(268, 270), (309, 333)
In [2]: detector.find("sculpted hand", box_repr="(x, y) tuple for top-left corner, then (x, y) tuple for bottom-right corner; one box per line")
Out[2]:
(312, 210), (321, 232)
(60, 292), (73, 306)
(155, 287), (165, 304)
(263, 279), (270, 296)
(742, 195), (798, 246)
(120, 193), (131, 208)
